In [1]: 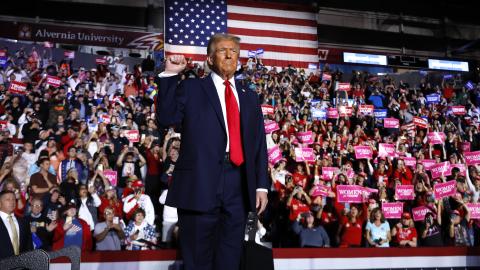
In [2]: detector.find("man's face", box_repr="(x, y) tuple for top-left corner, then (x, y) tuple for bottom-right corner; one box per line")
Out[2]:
(0, 193), (16, 214)
(79, 186), (88, 197)
(40, 160), (50, 171)
(69, 148), (76, 158)
(208, 39), (239, 79)
(31, 200), (43, 215)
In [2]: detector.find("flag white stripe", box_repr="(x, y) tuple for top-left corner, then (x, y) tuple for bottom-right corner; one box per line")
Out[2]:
(227, 5), (316, 21)
(239, 50), (318, 62)
(235, 35), (318, 48)
(227, 20), (317, 35)
(165, 44), (207, 55)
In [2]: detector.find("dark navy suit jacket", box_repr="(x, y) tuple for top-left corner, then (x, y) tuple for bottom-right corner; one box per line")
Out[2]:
(0, 215), (33, 260)
(156, 74), (269, 212)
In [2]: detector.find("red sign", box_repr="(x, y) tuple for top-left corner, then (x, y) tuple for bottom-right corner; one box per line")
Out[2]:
(413, 117), (428, 129)
(46, 75), (62, 88)
(336, 82), (351, 91)
(96, 58), (107, 65)
(124, 130), (140, 143)
(8, 81), (27, 95)
(261, 105), (275, 115)
(451, 106), (466, 115)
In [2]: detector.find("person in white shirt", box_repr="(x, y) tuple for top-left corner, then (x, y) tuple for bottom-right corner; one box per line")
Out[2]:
(123, 180), (155, 226)
(77, 184), (101, 231)
(159, 189), (177, 246)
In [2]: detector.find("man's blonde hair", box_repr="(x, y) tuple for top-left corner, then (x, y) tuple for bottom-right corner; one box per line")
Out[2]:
(207, 33), (240, 57)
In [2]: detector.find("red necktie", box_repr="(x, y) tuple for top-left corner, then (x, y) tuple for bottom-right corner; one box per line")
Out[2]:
(224, 80), (244, 166)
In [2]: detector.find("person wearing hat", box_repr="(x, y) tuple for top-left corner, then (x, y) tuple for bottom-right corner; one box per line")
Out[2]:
(391, 212), (417, 247)
(51, 201), (92, 251)
(292, 211), (330, 247)
(449, 198), (472, 246)
(123, 180), (155, 226)
(420, 200), (443, 247)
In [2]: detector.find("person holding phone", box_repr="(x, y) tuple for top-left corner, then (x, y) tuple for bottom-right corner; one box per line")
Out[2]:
(124, 208), (157, 250)
(123, 180), (155, 225)
(52, 202), (92, 251)
(94, 207), (125, 251)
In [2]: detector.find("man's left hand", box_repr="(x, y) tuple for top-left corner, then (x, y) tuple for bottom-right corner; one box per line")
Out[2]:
(256, 191), (268, 215)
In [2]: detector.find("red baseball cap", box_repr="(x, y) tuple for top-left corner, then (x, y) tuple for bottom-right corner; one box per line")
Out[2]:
(402, 212), (412, 220)
(132, 180), (144, 188)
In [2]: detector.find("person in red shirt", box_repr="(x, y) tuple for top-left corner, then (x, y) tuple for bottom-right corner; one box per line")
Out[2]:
(98, 186), (123, 222)
(391, 159), (413, 187)
(391, 212), (417, 247)
(287, 186), (312, 221)
(337, 204), (366, 247)
(292, 162), (310, 188)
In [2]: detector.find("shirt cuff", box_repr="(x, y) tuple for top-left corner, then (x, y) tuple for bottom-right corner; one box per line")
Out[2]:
(158, 71), (178, 78)
(256, 188), (268, 193)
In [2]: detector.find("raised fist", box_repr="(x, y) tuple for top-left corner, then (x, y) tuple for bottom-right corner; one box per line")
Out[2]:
(165, 55), (187, 74)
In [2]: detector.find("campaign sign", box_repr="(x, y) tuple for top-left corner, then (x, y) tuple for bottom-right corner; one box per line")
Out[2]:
(346, 169), (355, 179)
(450, 164), (466, 176)
(434, 180), (457, 199)
(322, 167), (339, 180)
(384, 118), (399, 129)
(359, 105), (374, 115)
(395, 185), (415, 200)
(297, 131), (314, 144)
(451, 106), (466, 115)
(103, 170), (118, 186)
(378, 143), (395, 158)
(46, 75), (62, 88)
(354, 146), (373, 159)
(0, 49), (6, 57)
(427, 132), (445, 145)
(338, 106), (353, 117)
(264, 120), (280, 133)
(466, 203), (480, 219)
(426, 94), (440, 104)
(247, 50), (256, 57)
(100, 115), (111, 124)
(412, 206), (432, 221)
(461, 142), (471, 152)
(294, 148), (315, 162)
(256, 48), (264, 55)
(413, 117), (428, 129)
(311, 108), (326, 120)
(382, 202), (403, 219)
(465, 81), (475, 90)
(322, 73), (331, 81)
(124, 130), (140, 143)
(96, 58), (107, 65)
(311, 184), (330, 197)
(327, 108), (339, 119)
(421, 159), (437, 170)
(0, 56), (7, 67)
(64, 50), (75, 59)
(403, 157), (417, 167)
(336, 82), (351, 91)
(430, 161), (451, 179)
(43, 41), (54, 48)
(373, 109), (387, 119)
(8, 81), (27, 95)
(268, 145), (282, 165)
(261, 105), (275, 115)
(336, 185), (364, 203)
(464, 151), (480, 165)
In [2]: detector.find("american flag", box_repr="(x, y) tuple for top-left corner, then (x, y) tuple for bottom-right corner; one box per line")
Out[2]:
(164, 0), (319, 68)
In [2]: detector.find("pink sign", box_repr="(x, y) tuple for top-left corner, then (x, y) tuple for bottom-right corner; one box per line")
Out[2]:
(336, 82), (351, 91)
(261, 105), (274, 115)
(311, 184), (330, 197)
(464, 151), (480, 165)
(358, 105), (374, 115)
(451, 106), (466, 115)
(46, 75), (62, 88)
(384, 118), (399, 129)
(403, 157), (417, 167)
(430, 161), (451, 179)
(395, 185), (415, 200)
(466, 203), (480, 219)
(421, 159), (437, 170)
(294, 148), (315, 162)
(103, 170), (118, 186)
(346, 169), (355, 179)
(96, 58), (107, 65)
(413, 117), (428, 129)
(382, 202), (404, 219)
(427, 132), (445, 145)
(327, 108), (339, 119)
(450, 164), (466, 176)
(8, 81), (27, 95)
(101, 114), (111, 124)
(264, 120), (280, 133)
(124, 130), (140, 143)
(412, 206), (432, 221)
(267, 145), (282, 165)
(322, 167), (339, 180)
(297, 131), (314, 144)
(43, 41), (54, 48)
(354, 146), (373, 159)
(378, 143), (395, 158)
(336, 185), (364, 203)
(322, 73), (331, 81)
(338, 106), (353, 117)
(434, 180), (457, 199)
(461, 142), (471, 152)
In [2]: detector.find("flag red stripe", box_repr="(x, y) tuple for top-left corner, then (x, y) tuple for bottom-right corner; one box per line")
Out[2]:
(228, 0), (315, 13)
(227, 13), (317, 27)
(239, 43), (317, 55)
(228, 27), (317, 41)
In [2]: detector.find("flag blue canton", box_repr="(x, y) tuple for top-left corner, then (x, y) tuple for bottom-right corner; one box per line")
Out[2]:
(165, 0), (228, 47)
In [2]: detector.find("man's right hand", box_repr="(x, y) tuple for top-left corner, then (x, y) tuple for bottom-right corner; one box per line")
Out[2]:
(165, 55), (187, 74)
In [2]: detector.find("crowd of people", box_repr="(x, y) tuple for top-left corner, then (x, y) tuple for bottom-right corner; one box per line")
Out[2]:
(0, 44), (479, 256)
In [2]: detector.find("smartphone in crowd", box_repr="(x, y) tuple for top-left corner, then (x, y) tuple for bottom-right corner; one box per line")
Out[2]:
(66, 216), (73, 224)
(113, 217), (119, 225)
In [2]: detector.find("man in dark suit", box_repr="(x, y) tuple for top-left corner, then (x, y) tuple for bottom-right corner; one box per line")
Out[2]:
(156, 33), (269, 270)
(0, 190), (33, 260)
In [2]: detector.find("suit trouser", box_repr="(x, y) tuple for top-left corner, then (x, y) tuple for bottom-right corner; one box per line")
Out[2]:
(178, 161), (247, 270)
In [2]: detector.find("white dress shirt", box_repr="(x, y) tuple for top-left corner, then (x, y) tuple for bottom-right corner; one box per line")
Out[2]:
(0, 211), (20, 248)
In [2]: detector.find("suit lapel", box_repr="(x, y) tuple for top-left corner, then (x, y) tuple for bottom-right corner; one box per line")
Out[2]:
(201, 76), (226, 134)
(235, 80), (249, 137)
